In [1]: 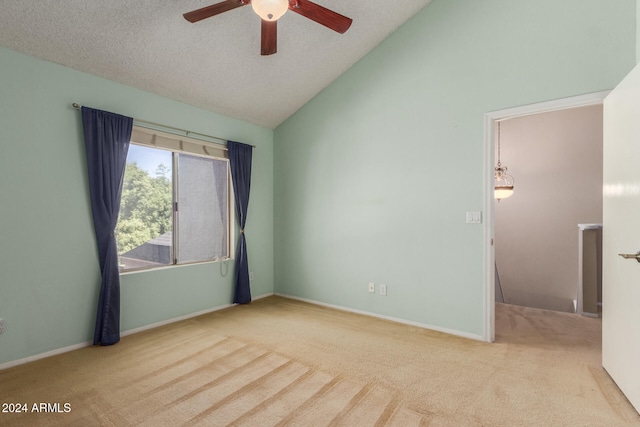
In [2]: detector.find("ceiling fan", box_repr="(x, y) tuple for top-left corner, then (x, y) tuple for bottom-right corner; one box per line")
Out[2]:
(183, 0), (352, 56)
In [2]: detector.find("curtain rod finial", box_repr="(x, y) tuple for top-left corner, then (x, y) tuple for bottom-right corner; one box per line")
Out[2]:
(72, 103), (81, 110)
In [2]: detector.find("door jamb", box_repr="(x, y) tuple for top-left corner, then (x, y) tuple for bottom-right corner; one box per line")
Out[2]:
(483, 91), (610, 342)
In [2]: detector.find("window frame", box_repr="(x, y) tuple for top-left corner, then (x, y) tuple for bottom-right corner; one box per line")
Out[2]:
(118, 126), (234, 274)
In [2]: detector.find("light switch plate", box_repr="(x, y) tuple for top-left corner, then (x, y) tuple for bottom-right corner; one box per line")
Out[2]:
(466, 211), (482, 224)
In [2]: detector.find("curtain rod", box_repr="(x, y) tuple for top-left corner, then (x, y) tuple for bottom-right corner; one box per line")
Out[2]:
(71, 103), (255, 148)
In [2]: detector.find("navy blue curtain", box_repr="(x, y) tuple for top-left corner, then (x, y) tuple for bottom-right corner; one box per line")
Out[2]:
(81, 107), (133, 345)
(228, 141), (253, 304)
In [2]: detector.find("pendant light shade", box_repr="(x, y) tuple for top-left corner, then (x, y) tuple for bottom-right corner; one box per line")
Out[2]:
(494, 169), (514, 199)
(494, 121), (515, 200)
(252, 0), (289, 21)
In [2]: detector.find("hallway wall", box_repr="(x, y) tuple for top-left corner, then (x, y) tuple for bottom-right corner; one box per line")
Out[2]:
(495, 105), (603, 312)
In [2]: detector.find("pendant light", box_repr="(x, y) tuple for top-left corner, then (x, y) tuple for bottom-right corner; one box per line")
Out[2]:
(494, 121), (515, 200)
(252, 0), (289, 21)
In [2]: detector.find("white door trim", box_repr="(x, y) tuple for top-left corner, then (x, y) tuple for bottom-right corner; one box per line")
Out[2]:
(483, 91), (610, 342)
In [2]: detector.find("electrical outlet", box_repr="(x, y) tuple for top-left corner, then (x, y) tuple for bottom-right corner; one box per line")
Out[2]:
(249, 272), (254, 281)
(0, 319), (5, 335)
(380, 285), (387, 296)
(368, 282), (375, 293)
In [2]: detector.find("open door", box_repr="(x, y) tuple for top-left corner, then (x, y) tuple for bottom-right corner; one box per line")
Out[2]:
(602, 63), (640, 413)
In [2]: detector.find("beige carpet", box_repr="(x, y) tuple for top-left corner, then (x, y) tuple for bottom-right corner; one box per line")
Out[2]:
(0, 296), (638, 426)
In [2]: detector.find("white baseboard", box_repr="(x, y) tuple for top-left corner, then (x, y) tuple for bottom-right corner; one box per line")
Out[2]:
(120, 304), (234, 337)
(122, 292), (273, 337)
(274, 293), (484, 341)
(0, 293), (274, 371)
(0, 340), (93, 371)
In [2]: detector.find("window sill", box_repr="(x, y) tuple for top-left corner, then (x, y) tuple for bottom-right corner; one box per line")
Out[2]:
(119, 257), (233, 276)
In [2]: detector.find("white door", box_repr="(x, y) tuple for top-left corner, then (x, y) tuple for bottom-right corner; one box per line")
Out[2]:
(602, 63), (640, 413)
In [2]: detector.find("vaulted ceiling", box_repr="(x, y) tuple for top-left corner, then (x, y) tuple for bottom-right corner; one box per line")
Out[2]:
(0, 1), (432, 129)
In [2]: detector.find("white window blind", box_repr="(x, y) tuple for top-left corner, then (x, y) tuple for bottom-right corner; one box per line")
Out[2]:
(130, 127), (228, 160)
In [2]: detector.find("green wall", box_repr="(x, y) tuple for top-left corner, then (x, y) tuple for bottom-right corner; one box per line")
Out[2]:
(637, 0), (640, 63)
(274, 0), (636, 337)
(0, 47), (274, 365)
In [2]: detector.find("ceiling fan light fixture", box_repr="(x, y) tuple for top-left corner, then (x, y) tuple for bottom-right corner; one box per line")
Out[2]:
(252, 0), (289, 21)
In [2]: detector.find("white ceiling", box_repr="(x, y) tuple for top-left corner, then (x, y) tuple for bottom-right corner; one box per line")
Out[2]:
(0, 0), (432, 129)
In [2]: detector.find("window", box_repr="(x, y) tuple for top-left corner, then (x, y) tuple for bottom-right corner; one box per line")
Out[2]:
(116, 127), (231, 272)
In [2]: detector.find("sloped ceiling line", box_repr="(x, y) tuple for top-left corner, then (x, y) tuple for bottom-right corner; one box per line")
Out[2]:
(0, 1), (432, 129)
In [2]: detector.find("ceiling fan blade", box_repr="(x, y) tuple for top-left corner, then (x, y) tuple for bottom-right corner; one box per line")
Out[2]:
(183, 0), (249, 23)
(261, 20), (277, 55)
(289, 0), (352, 34)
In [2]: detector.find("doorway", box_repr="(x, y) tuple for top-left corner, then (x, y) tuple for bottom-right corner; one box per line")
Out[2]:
(483, 91), (610, 342)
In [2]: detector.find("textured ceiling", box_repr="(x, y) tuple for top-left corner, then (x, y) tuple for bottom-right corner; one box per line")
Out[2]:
(0, 0), (432, 129)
